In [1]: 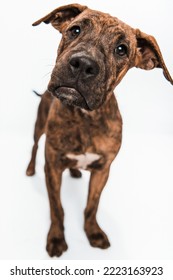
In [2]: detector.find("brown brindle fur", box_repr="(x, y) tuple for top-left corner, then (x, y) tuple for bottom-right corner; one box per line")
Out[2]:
(26, 4), (173, 257)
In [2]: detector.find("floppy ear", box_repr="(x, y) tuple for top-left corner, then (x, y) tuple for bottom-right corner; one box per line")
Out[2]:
(135, 29), (173, 84)
(32, 4), (87, 32)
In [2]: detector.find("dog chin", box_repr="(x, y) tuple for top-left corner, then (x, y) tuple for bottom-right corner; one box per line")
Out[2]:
(52, 86), (92, 110)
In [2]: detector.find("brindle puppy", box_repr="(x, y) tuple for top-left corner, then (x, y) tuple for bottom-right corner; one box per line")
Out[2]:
(26, 4), (173, 257)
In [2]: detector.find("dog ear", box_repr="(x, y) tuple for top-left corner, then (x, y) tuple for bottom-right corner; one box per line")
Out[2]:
(135, 29), (173, 84)
(32, 4), (87, 32)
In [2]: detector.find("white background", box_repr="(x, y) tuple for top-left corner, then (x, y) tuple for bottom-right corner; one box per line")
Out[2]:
(0, 0), (173, 260)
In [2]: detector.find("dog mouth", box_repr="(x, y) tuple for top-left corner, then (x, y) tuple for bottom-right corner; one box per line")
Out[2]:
(51, 86), (91, 110)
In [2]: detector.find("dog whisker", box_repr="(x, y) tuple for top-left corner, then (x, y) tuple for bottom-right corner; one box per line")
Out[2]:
(42, 72), (52, 79)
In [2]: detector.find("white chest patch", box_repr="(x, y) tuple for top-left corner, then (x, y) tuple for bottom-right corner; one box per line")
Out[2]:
(66, 153), (101, 169)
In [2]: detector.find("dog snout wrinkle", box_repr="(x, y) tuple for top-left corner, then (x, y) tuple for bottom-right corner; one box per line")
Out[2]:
(69, 54), (99, 79)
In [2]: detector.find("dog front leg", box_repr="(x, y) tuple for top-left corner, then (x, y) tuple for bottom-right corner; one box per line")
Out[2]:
(84, 167), (110, 249)
(45, 160), (67, 257)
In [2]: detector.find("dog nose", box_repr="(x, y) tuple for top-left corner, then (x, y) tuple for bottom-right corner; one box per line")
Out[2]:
(69, 55), (99, 78)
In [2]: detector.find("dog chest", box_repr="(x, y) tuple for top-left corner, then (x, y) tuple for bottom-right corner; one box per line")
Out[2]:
(66, 152), (101, 169)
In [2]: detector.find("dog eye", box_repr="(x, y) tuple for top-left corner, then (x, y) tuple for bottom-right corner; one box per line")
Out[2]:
(115, 44), (128, 56)
(69, 26), (81, 38)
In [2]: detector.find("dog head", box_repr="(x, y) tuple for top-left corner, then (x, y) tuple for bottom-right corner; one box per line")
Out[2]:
(33, 4), (173, 110)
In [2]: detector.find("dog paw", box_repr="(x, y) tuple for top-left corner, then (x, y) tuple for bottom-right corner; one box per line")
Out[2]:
(46, 237), (68, 257)
(88, 230), (110, 249)
(26, 162), (35, 176)
(69, 168), (82, 178)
